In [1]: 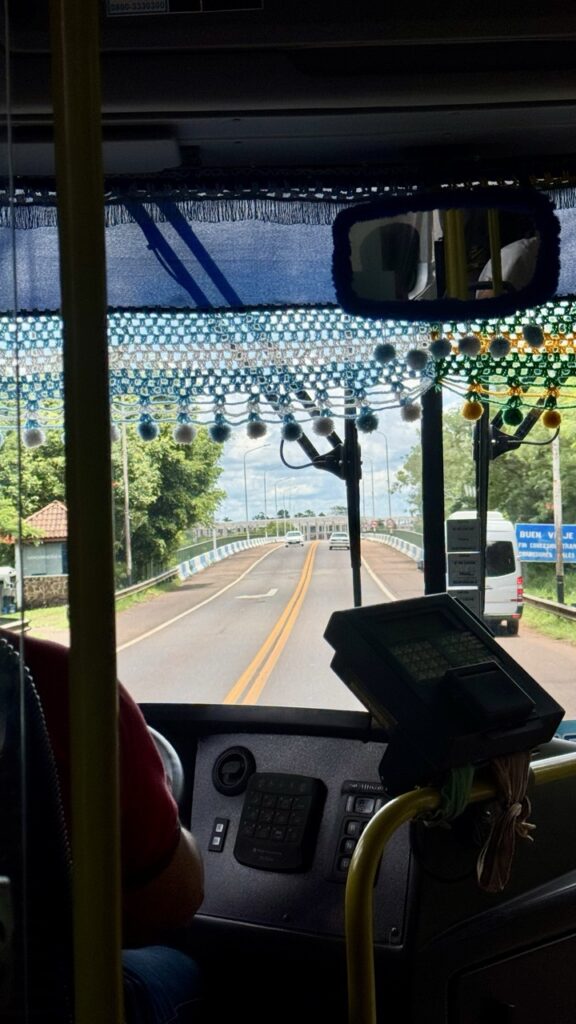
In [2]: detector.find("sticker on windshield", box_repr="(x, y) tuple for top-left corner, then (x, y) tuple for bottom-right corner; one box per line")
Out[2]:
(107, 0), (167, 14)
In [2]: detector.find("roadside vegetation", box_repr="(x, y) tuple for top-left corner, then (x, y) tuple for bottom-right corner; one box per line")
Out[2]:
(22, 576), (183, 639)
(523, 604), (576, 647)
(395, 403), (576, 608)
(395, 405), (576, 527)
(0, 424), (225, 583)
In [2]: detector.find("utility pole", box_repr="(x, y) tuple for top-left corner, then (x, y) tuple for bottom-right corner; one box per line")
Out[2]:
(552, 433), (565, 604)
(121, 423), (132, 584)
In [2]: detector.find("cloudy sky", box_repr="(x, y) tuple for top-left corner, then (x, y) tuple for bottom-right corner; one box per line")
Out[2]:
(216, 405), (424, 524)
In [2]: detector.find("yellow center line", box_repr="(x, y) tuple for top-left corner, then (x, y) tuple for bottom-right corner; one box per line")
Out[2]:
(223, 541), (319, 706)
(242, 542), (318, 705)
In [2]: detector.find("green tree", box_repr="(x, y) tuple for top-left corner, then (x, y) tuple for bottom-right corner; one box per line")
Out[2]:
(394, 413), (476, 517)
(0, 431), (66, 517)
(394, 405), (576, 525)
(112, 426), (225, 579)
(0, 424), (225, 581)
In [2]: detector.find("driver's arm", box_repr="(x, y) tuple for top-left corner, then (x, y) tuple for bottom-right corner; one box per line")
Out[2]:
(122, 825), (204, 946)
(119, 685), (205, 945)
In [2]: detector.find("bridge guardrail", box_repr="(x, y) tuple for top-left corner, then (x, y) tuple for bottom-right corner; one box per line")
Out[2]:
(522, 593), (576, 620)
(176, 536), (279, 581)
(115, 536), (280, 599)
(363, 532), (423, 563)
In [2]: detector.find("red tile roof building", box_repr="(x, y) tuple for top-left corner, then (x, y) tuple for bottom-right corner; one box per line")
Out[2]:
(24, 500), (68, 542)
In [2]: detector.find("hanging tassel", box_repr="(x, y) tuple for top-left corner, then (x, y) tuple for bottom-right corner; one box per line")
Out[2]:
(476, 751), (535, 893)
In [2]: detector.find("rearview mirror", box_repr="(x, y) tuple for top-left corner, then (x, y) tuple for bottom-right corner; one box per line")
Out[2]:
(332, 187), (560, 322)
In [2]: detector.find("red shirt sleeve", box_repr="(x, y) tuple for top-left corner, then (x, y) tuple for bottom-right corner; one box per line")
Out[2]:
(1, 631), (180, 888)
(117, 682), (181, 887)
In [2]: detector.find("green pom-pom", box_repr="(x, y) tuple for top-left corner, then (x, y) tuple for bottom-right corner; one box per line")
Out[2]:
(502, 405), (524, 427)
(458, 334), (482, 357)
(523, 324), (545, 348)
(430, 338), (452, 360)
(356, 408), (379, 433)
(489, 335), (511, 359)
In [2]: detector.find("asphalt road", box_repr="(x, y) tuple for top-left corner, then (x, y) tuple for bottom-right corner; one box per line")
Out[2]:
(115, 539), (576, 719)
(118, 540), (397, 708)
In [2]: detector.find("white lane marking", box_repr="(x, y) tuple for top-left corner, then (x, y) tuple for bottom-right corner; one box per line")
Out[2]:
(361, 556), (397, 602)
(117, 547), (280, 652)
(236, 588), (278, 600)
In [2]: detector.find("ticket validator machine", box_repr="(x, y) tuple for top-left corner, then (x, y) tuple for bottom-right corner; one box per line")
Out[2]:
(325, 594), (564, 796)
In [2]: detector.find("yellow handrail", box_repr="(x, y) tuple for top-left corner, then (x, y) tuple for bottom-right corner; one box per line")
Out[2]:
(443, 208), (468, 300)
(49, 1), (123, 1021)
(345, 752), (576, 1024)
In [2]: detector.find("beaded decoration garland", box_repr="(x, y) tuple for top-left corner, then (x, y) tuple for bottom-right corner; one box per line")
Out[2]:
(1, 300), (575, 444)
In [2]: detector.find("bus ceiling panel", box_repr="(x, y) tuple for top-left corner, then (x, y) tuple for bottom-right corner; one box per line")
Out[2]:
(5, 110), (576, 176)
(6, 49), (576, 120)
(173, 106), (576, 168)
(0, 129), (182, 177)
(0, 115), (562, 177)
(4, 0), (576, 53)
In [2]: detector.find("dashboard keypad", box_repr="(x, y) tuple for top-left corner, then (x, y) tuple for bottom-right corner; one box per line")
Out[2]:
(234, 772), (326, 872)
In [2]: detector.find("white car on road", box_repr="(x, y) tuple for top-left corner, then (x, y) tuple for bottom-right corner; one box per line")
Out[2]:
(328, 531), (350, 550)
(285, 530), (304, 546)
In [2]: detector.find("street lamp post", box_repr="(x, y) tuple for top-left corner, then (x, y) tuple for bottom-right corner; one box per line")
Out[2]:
(371, 460), (375, 521)
(377, 432), (393, 521)
(243, 444), (270, 541)
(363, 457), (376, 521)
(274, 482), (279, 540)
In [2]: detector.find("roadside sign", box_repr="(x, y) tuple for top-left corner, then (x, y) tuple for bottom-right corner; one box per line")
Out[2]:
(448, 588), (483, 619)
(446, 518), (481, 552)
(515, 523), (576, 563)
(447, 552), (481, 586)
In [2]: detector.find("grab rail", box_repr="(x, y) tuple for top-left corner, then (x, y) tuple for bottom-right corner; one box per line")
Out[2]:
(345, 751), (576, 1024)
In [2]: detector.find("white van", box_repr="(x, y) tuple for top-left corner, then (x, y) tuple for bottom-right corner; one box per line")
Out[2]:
(446, 511), (523, 636)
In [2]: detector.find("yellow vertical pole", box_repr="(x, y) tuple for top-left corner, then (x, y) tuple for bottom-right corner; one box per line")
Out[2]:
(49, 2), (123, 1022)
(443, 208), (469, 300)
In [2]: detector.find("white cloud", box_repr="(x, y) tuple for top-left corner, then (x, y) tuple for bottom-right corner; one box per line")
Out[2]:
(216, 404), (422, 521)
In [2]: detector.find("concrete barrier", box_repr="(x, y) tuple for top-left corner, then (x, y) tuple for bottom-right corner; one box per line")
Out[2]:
(179, 536), (279, 580)
(363, 532), (423, 563)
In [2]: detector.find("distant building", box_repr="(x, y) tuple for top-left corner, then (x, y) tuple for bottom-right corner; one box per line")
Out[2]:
(17, 500), (68, 607)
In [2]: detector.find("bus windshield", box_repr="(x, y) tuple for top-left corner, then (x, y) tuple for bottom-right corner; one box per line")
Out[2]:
(2, 178), (576, 717)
